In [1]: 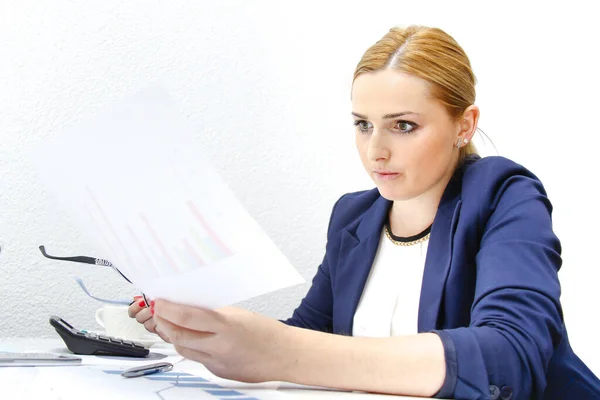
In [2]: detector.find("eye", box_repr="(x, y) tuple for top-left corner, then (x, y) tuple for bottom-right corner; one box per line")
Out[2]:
(353, 120), (373, 134)
(394, 120), (418, 134)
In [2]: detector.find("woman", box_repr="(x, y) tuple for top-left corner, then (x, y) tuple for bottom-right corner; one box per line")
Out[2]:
(129, 25), (600, 399)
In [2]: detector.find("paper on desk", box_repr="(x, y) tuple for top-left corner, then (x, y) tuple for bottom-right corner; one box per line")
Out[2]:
(31, 84), (304, 308)
(9, 365), (422, 400)
(10, 365), (290, 400)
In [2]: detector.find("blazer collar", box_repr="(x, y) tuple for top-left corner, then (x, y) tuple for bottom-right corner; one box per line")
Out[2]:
(355, 195), (392, 242)
(337, 156), (477, 334)
(417, 165), (464, 331)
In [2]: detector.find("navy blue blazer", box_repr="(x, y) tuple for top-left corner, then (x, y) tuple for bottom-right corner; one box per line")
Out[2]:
(283, 155), (600, 400)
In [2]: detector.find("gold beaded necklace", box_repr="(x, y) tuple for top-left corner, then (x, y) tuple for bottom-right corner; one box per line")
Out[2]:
(384, 222), (431, 247)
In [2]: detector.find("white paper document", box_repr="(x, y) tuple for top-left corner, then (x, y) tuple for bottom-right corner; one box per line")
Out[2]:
(1, 365), (289, 400)
(31, 84), (304, 308)
(2, 364), (418, 400)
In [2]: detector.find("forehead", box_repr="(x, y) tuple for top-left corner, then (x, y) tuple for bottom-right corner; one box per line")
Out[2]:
(351, 70), (438, 117)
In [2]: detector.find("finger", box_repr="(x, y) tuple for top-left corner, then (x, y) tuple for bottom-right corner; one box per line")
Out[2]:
(127, 297), (147, 318)
(128, 302), (141, 318)
(154, 325), (172, 343)
(154, 314), (214, 349)
(154, 299), (225, 332)
(143, 318), (157, 334)
(146, 321), (171, 343)
(135, 308), (153, 325)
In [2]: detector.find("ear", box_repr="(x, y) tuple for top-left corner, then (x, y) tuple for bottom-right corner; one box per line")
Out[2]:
(457, 105), (480, 143)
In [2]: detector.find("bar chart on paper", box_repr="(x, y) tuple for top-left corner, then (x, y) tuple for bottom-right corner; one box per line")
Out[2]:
(84, 186), (235, 278)
(21, 366), (281, 400)
(102, 369), (261, 400)
(32, 84), (305, 308)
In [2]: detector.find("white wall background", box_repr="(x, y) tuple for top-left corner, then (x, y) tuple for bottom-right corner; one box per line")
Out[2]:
(1, 0), (599, 374)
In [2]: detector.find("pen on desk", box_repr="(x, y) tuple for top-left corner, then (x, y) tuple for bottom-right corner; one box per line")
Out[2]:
(121, 362), (174, 378)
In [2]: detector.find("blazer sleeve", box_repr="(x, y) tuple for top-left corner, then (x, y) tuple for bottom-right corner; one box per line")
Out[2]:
(434, 168), (564, 400)
(280, 195), (345, 332)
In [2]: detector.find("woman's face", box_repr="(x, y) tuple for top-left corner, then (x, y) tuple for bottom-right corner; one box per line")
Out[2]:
(352, 69), (464, 202)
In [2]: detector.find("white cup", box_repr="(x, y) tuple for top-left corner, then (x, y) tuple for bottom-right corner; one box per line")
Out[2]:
(95, 305), (156, 343)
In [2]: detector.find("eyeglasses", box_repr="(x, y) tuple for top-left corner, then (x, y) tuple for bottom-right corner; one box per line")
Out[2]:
(39, 245), (149, 307)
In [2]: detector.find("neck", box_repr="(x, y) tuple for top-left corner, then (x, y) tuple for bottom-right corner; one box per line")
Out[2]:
(388, 159), (459, 237)
(388, 193), (439, 237)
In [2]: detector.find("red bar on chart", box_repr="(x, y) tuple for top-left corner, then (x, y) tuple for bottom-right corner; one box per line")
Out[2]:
(181, 239), (207, 269)
(187, 200), (233, 257)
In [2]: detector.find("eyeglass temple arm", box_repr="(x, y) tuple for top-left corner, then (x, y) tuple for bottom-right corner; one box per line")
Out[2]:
(38, 245), (114, 267)
(39, 245), (132, 284)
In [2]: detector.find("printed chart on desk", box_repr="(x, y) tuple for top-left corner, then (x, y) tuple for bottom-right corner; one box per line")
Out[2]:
(9, 366), (286, 400)
(31, 84), (304, 308)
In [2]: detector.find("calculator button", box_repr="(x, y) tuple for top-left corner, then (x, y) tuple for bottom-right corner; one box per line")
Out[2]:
(121, 340), (135, 346)
(76, 331), (86, 336)
(98, 335), (110, 342)
(109, 338), (123, 344)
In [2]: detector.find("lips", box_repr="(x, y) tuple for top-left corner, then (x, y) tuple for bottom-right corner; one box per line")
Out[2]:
(373, 171), (400, 181)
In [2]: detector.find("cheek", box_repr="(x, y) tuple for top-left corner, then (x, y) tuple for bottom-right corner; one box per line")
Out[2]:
(355, 132), (363, 148)
(407, 132), (453, 173)
(355, 135), (368, 160)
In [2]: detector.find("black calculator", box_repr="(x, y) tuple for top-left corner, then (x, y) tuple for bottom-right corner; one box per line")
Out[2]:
(49, 316), (150, 358)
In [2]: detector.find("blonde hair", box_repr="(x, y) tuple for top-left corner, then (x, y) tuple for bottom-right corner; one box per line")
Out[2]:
(354, 25), (478, 161)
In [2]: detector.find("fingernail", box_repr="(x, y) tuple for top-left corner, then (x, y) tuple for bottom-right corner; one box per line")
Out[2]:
(150, 300), (155, 315)
(138, 301), (146, 307)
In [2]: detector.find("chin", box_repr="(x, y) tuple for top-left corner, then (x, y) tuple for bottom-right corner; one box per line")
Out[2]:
(376, 186), (415, 202)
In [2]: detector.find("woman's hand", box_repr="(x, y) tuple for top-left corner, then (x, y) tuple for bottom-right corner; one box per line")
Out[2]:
(153, 299), (291, 383)
(127, 296), (171, 343)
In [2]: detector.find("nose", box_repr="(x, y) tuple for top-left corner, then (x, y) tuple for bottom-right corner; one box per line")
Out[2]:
(366, 129), (390, 162)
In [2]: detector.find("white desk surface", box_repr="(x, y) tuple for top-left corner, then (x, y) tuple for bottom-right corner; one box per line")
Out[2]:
(1, 338), (431, 400)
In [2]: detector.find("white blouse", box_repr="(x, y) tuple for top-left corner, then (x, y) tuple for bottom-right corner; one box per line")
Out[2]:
(352, 229), (429, 337)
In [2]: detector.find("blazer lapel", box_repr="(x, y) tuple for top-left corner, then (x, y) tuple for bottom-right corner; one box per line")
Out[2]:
(335, 196), (391, 336)
(417, 170), (464, 332)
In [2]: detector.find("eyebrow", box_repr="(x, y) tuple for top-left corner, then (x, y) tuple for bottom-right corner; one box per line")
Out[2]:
(351, 111), (421, 119)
